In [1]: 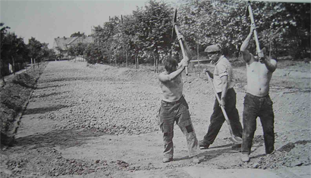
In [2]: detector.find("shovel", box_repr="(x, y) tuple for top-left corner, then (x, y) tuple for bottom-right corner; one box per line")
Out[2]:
(205, 71), (242, 144)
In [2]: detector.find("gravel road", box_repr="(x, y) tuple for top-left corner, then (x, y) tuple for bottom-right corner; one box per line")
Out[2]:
(0, 60), (310, 177)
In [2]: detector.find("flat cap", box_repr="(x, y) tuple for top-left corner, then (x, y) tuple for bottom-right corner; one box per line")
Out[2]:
(204, 44), (222, 53)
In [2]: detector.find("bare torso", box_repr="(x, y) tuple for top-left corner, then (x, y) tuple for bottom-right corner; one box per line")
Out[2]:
(246, 61), (273, 97)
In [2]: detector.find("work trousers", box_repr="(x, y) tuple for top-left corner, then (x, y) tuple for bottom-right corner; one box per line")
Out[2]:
(203, 88), (243, 144)
(241, 93), (275, 154)
(158, 96), (199, 159)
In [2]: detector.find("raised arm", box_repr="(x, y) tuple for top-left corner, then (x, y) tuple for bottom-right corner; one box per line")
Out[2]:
(159, 59), (187, 82)
(262, 57), (277, 73)
(177, 54), (189, 69)
(240, 25), (255, 52)
(240, 25), (256, 63)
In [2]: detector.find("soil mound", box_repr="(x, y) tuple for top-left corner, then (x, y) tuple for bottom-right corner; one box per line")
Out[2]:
(0, 65), (46, 147)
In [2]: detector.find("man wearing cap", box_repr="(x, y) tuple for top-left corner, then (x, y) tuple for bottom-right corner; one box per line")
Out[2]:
(239, 25), (277, 162)
(199, 44), (243, 150)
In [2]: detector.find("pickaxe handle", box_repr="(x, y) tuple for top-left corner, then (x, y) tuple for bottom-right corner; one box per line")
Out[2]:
(248, 4), (264, 58)
(174, 25), (187, 58)
(173, 8), (189, 75)
(174, 25), (189, 75)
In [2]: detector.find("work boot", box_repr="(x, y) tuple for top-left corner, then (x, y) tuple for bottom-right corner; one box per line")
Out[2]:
(240, 153), (250, 162)
(162, 157), (173, 163)
(199, 140), (210, 149)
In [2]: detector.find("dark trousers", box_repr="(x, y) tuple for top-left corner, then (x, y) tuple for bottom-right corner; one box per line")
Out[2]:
(158, 96), (199, 158)
(203, 88), (243, 144)
(241, 93), (275, 154)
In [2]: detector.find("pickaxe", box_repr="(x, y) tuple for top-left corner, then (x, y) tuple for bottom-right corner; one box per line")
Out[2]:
(246, 2), (264, 58)
(172, 8), (190, 75)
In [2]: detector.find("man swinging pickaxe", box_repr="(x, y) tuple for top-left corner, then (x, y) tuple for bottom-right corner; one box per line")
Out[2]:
(172, 8), (191, 75)
(239, 1), (278, 162)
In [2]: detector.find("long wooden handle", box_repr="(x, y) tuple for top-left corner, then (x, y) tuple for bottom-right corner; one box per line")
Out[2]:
(248, 5), (264, 58)
(174, 25), (189, 75)
(205, 71), (233, 131)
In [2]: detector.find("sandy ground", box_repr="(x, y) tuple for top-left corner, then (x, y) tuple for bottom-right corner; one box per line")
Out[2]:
(0, 60), (310, 177)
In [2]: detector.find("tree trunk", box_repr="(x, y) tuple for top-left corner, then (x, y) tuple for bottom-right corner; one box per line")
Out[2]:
(153, 47), (159, 73)
(126, 50), (128, 67)
(157, 53), (160, 73)
(274, 39), (278, 58)
(135, 55), (138, 69)
(197, 42), (200, 66)
(154, 53), (159, 73)
(197, 42), (199, 60)
(1, 59), (5, 86)
(12, 57), (16, 75)
(31, 58), (34, 69)
(153, 53), (156, 72)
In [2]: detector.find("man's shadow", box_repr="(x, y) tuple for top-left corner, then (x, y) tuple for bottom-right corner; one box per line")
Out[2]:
(173, 143), (233, 162)
(173, 135), (266, 162)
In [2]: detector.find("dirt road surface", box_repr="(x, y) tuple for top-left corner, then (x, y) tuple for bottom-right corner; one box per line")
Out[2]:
(1, 60), (310, 177)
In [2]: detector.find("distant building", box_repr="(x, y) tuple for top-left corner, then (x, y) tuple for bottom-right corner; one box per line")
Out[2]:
(53, 36), (94, 56)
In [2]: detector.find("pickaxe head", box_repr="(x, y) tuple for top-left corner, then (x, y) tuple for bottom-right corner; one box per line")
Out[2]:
(245, 6), (249, 18)
(245, 1), (252, 18)
(173, 8), (177, 24)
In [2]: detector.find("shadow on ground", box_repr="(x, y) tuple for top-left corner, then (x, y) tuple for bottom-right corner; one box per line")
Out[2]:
(32, 91), (70, 99)
(23, 104), (71, 115)
(11, 129), (106, 151)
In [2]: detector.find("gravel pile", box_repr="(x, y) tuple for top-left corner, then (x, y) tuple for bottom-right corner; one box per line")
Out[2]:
(29, 62), (162, 135)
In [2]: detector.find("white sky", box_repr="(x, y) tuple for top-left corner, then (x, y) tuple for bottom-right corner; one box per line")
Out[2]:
(0, 0), (176, 48)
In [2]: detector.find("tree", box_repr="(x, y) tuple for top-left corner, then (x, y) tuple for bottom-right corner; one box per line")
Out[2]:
(27, 37), (43, 65)
(90, 0), (174, 68)
(68, 43), (88, 57)
(70, 31), (86, 37)
(177, 0), (310, 59)
(85, 0), (310, 70)
(84, 43), (104, 64)
(2, 32), (28, 74)
(0, 23), (10, 85)
(55, 46), (65, 60)
(129, 0), (173, 70)
(178, 0), (248, 57)
(91, 16), (120, 64)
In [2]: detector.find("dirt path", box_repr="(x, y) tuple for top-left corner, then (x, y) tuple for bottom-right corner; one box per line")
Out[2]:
(1, 61), (310, 177)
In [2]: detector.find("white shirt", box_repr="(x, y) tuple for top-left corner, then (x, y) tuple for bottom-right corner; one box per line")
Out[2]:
(213, 55), (235, 93)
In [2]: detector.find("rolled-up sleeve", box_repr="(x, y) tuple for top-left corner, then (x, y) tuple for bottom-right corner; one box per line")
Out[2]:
(217, 63), (228, 78)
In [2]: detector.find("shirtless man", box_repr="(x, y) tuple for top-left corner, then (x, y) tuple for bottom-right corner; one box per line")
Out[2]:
(240, 25), (277, 162)
(158, 56), (200, 163)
